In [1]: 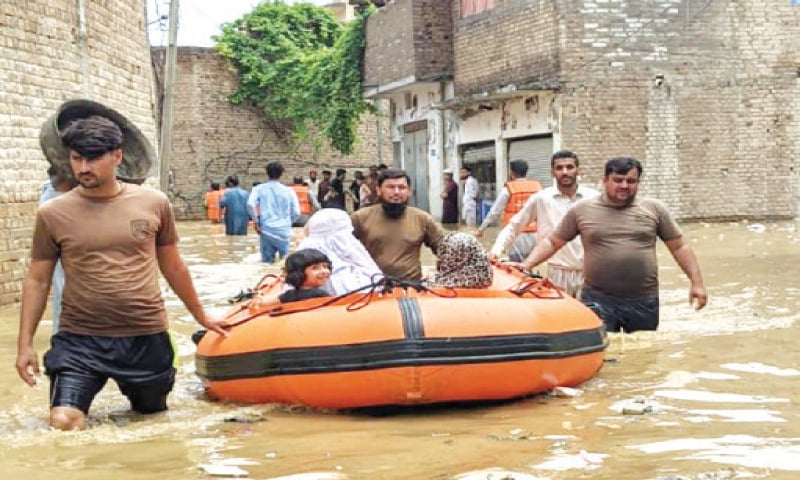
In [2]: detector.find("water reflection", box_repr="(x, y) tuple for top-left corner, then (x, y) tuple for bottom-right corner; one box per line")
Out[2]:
(0, 220), (797, 479)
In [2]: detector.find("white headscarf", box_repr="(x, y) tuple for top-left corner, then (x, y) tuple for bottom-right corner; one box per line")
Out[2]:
(297, 208), (384, 295)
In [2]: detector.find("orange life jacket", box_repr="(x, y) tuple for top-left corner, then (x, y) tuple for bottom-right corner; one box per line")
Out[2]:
(205, 190), (224, 222)
(502, 179), (542, 232)
(291, 184), (312, 215)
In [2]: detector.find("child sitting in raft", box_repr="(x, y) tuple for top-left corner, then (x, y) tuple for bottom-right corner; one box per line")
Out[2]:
(428, 232), (493, 288)
(278, 248), (334, 303)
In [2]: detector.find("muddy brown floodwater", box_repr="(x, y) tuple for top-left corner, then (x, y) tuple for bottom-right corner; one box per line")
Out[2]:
(0, 220), (798, 480)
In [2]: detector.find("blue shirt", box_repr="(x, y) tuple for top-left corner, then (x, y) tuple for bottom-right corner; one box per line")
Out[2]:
(247, 180), (300, 241)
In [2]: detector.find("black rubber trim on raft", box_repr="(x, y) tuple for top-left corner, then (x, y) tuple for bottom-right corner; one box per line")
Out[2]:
(399, 297), (424, 339)
(196, 327), (606, 382)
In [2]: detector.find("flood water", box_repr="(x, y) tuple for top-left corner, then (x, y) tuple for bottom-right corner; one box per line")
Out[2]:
(0, 219), (798, 480)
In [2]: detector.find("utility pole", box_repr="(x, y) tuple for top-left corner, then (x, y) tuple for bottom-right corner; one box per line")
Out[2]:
(159, 0), (180, 193)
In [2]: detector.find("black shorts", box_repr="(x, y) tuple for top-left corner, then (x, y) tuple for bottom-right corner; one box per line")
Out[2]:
(580, 287), (659, 333)
(44, 331), (176, 415)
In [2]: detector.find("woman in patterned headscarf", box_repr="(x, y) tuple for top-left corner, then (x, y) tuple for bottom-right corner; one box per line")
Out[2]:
(429, 232), (493, 288)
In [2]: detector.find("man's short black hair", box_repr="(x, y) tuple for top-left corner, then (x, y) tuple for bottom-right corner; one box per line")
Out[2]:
(551, 150), (580, 168)
(61, 115), (123, 159)
(266, 161), (284, 180)
(377, 168), (411, 186)
(509, 159), (528, 177)
(604, 157), (643, 177)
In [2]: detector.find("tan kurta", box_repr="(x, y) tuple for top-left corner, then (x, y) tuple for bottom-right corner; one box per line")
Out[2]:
(351, 204), (445, 281)
(32, 184), (178, 336)
(552, 195), (682, 298)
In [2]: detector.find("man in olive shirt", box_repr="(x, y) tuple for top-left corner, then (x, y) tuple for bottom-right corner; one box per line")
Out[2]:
(351, 168), (445, 282)
(515, 157), (707, 332)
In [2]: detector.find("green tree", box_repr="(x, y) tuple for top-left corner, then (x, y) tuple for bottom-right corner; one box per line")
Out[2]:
(214, 2), (373, 155)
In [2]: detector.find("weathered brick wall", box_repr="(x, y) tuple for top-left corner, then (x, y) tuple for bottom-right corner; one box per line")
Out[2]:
(364, 0), (453, 89)
(452, 0), (561, 96)
(448, 0), (799, 220)
(161, 48), (392, 219)
(0, 0), (157, 306)
(556, 0), (800, 220)
(364, 1), (415, 87)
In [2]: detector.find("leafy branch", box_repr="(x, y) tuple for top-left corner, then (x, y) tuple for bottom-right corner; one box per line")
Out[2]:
(214, 2), (374, 155)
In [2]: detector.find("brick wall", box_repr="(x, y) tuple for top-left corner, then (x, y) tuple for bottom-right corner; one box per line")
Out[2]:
(364, 0), (453, 89)
(556, 0), (800, 220)
(161, 48), (392, 219)
(0, 0), (157, 306)
(448, 0), (800, 220)
(452, 0), (561, 96)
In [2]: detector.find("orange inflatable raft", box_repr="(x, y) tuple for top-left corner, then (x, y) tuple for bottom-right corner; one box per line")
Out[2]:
(195, 267), (606, 409)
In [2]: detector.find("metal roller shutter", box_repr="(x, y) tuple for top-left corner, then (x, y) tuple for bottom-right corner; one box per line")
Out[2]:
(507, 136), (553, 188)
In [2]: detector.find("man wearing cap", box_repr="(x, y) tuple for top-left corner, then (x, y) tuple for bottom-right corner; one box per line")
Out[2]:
(16, 115), (227, 430)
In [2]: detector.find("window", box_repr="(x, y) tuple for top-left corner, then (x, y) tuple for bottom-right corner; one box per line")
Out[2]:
(461, 0), (496, 17)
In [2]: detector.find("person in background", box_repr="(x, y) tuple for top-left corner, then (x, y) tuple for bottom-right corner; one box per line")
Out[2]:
(317, 170), (332, 207)
(204, 182), (224, 223)
(359, 173), (377, 209)
(16, 115), (227, 430)
(278, 249), (333, 303)
(351, 168), (445, 282)
(247, 161), (300, 263)
(290, 176), (319, 227)
(475, 159), (542, 261)
(324, 168), (347, 210)
(512, 156), (707, 333)
(440, 168), (459, 225)
(219, 174), (250, 236)
(298, 208), (383, 295)
(460, 166), (479, 227)
(349, 170), (364, 211)
(37, 164), (78, 333)
(491, 151), (599, 296)
(305, 168), (320, 202)
(429, 232), (493, 288)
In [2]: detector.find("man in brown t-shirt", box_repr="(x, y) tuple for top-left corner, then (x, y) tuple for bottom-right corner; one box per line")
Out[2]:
(514, 157), (707, 332)
(351, 168), (445, 282)
(15, 116), (227, 430)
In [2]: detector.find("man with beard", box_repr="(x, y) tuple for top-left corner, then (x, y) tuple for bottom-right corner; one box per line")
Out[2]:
(16, 115), (227, 430)
(491, 151), (598, 296)
(511, 157), (707, 333)
(351, 168), (445, 282)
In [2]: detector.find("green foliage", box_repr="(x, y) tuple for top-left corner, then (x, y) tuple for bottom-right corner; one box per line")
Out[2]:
(214, 2), (374, 155)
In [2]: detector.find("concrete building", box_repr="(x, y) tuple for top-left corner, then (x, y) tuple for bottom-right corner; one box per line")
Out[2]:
(0, 0), (158, 306)
(361, 0), (800, 221)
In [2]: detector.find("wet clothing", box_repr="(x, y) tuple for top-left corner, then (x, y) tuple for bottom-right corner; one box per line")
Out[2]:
(247, 180), (300, 263)
(45, 331), (175, 414)
(352, 204), (445, 282)
(32, 183), (177, 336)
(278, 287), (331, 303)
(430, 232), (492, 288)
(298, 209), (383, 294)
(220, 186), (250, 235)
(547, 265), (585, 298)
(580, 287), (659, 333)
(553, 194), (682, 298)
(441, 179), (458, 224)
